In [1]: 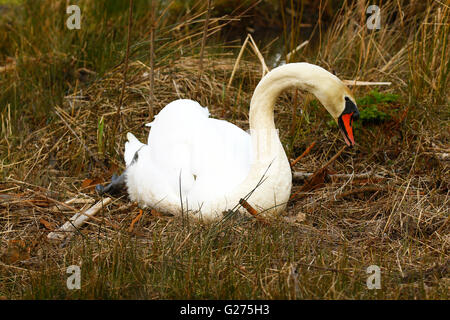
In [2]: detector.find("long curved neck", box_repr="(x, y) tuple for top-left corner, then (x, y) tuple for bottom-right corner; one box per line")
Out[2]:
(249, 63), (342, 131)
(248, 63), (343, 161)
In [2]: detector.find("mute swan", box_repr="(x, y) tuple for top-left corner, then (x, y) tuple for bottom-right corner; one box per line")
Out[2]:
(97, 63), (359, 220)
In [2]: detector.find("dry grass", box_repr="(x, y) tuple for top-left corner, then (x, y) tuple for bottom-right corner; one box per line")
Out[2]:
(0, 0), (448, 299)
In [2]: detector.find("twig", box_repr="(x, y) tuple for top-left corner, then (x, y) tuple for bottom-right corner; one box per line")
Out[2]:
(239, 198), (258, 215)
(342, 80), (392, 86)
(239, 198), (268, 224)
(227, 34), (250, 92)
(290, 141), (316, 167)
(313, 146), (347, 175)
(47, 197), (112, 240)
(128, 209), (144, 232)
(335, 186), (387, 200)
(0, 261), (39, 273)
(227, 33), (269, 90)
(293, 171), (386, 182)
(31, 191), (79, 212)
(286, 40), (309, 63)
(290, 146), (347, 200)
(248, 34), (269, 76)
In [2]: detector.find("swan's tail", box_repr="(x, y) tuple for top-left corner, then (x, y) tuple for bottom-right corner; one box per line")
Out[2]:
(124, 132), (145, 167)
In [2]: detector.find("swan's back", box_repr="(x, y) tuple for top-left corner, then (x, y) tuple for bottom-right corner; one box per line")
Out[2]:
(125, 99), (252, 211)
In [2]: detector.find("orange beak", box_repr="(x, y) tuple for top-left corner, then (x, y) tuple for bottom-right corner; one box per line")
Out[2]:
(338, 112), (355, 147)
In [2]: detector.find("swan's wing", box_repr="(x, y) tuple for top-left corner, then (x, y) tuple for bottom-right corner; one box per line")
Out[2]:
(146, 99), (209, 173)
(131, 98), (251, 206)
(146, 99), (209, 145)
(189, 118), (251, 200)
(142, 100), (208, 196)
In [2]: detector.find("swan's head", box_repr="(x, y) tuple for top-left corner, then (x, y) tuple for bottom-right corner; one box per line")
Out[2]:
(337, 96), (359, 147)
(312, 78), (360, 147)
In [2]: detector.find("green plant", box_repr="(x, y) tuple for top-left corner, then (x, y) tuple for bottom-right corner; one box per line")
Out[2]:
(357, 89), (400, 106)
(358, 105), (388, 123)
(356, 89), (400, 126)
(327, 89), (399, 128)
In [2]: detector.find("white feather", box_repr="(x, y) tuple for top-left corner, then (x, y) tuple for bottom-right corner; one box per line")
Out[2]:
(123, 63), (352, 220)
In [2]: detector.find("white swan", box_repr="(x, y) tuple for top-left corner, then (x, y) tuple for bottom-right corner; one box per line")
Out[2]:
(109, 63), (359, 220)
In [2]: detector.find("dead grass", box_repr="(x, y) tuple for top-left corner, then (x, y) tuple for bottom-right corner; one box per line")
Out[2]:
(0, 0), (448, 299)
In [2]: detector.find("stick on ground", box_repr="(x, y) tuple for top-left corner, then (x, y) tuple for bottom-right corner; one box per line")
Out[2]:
(128, 209), (144, 233)
(290, 141), (316, 167)
(48, 197), (112, 240)
(293, 171), (386, 182)
(290, 146), (347, 200)
(239, 198), (268, 224)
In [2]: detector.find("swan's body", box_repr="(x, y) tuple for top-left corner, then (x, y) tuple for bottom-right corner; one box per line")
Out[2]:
(125, 100), (253, 215)
(122, 63), (359, 220)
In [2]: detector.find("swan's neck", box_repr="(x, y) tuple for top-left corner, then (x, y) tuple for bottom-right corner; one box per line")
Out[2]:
(248, 63), (345, 160)
(251, 63), (336, 129)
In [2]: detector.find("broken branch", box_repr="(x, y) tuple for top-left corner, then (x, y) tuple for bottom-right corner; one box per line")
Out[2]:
(47, 197), (112, 240)
(239, 198), (268, 224)
(290, 146), (347, 200)
(290, 141), (316, 167)
(293, 171), (386, 182)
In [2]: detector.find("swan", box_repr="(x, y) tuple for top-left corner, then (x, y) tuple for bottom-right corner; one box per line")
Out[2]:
(98, 63), (359, 220)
